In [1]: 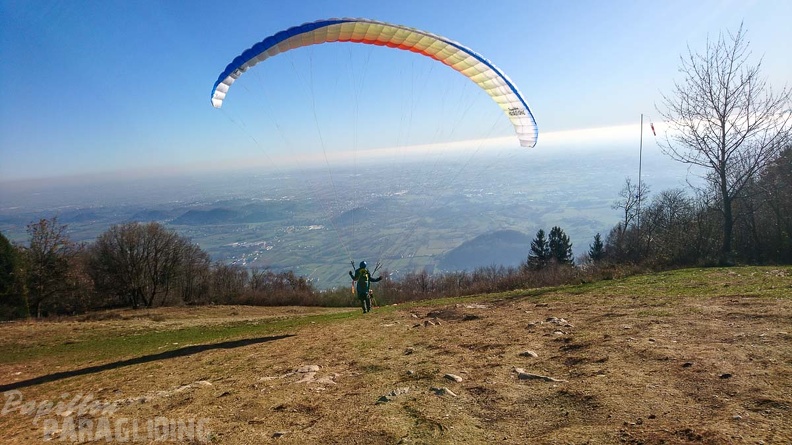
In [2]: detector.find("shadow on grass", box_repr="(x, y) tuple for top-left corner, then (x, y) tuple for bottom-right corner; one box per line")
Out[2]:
(0, 335), (293, 392)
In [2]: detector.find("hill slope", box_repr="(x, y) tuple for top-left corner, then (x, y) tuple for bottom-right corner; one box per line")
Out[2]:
(1, 267), (790, 444)
(438, 229), (532, 271)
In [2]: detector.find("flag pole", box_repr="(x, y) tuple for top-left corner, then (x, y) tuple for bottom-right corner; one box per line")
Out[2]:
(637, 113), (643, 234)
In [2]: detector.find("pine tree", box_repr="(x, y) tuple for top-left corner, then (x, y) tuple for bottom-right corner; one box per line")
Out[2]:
(0, 232), (27, 319)
(548, 226), (574, 265)
(589, 233), (605, 262)
(0, 232), (16, 298)
(527, 229), (551, 270)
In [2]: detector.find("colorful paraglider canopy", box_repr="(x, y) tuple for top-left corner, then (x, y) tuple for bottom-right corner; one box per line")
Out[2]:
(211, 18), (538, 148)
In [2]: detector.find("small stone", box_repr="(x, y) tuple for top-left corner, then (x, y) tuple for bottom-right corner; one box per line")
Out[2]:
(404, 347), (415, 355)
(543, 316), (572, 327)
(519, 350), (538, 358)
(682, 362), (694, 368)
(514, 368), (567, 382)
(390, 387), (410, 397)
(406, 370), (415, 375)
(296, 365), (320, 373)
(719, 373), (733, 379)
(444, 374), (463, 383)
(430, 387), (457, 397)
(272, 431), (287, 438)
(732, 414), (742, 420)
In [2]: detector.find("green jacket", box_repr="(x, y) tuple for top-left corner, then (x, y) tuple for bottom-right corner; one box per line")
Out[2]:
(349, 267), (382, 295)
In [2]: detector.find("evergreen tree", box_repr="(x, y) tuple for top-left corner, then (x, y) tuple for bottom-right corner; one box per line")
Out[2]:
(0, 232), (27, 319)
(527, 229), (551, 270)
(0, 232), (16, 298)
(548, 226), (574, 265)
(589, 233), (605, 263)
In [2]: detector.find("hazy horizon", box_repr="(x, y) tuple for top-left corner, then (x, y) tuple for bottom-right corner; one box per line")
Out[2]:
(1, 132), (696, 215)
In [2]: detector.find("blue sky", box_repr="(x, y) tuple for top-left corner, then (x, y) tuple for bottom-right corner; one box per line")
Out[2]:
(1, 0), (790, 182)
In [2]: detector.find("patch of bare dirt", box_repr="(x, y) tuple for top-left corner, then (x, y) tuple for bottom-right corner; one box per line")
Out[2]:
(1, 291), (790, 444)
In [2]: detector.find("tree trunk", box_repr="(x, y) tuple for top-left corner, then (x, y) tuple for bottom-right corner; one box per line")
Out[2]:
(721, 193), (734, 266)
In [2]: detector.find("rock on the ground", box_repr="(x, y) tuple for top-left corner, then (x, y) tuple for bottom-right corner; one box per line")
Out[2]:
(377, 387), (410, 404)
(297, 365), (321, 373)
(430, 387), (457, 397)
(514, 367), (567, 382)
(546, 317), (574, 327)
(444, 373), (463, 383)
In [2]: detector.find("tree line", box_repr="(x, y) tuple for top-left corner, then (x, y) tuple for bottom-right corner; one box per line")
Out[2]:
(602, 145), (790, 267)
(0, 221), (330, 319)
(0, 219), (585, 319)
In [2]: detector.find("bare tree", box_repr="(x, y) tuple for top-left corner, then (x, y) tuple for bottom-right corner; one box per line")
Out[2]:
(612, 177), (650, 234)
(210, 262), (248, 303)
(641, 189), (698, 265)
(25, 217), (75, 317)
(176, 243), (211, 304)
(90, 222), (192, 308)
(657, 24), (792, 263)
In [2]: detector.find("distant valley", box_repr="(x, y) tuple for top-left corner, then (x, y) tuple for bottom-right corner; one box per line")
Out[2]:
(0, 145), (697, 288)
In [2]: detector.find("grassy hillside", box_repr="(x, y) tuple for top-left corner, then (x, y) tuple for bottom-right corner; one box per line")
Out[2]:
(1, 267), (790, 444)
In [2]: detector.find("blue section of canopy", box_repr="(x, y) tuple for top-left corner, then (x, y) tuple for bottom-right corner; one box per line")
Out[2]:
(211, 19), (349, 100)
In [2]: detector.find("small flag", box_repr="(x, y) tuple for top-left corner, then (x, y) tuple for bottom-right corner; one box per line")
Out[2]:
(650, 122), (656, 136)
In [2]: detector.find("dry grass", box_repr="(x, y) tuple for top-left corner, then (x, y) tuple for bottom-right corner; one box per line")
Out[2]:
(1, 267), (790, 444)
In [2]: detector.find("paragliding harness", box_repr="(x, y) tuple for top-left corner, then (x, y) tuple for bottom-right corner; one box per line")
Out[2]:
(351, 260), (382, 309)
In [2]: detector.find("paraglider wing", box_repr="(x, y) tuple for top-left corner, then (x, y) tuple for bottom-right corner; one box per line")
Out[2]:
(211, 18), (538, 147)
